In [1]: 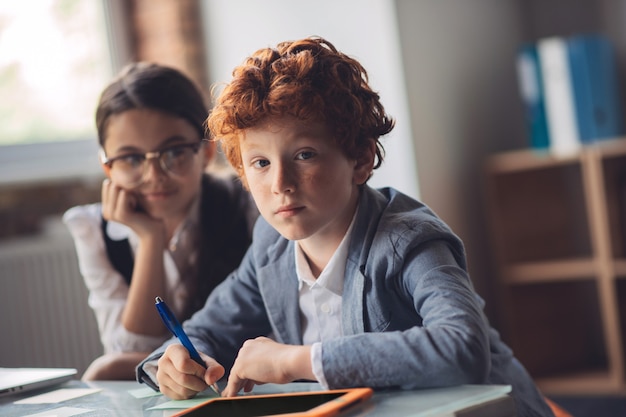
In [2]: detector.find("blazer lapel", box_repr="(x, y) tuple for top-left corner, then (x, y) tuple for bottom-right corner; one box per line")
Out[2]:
(342, 256), (365, 335)
(257, 243), (302, 345)
(342, 186), (387, 336)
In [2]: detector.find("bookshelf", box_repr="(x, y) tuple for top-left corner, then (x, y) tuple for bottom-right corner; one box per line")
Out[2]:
(484, 137), (626, 395)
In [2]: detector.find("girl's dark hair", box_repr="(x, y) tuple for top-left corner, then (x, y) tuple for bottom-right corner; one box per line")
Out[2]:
(95, 62), (208, 145)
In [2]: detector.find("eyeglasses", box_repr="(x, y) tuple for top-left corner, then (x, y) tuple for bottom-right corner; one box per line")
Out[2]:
(100, 140), (205, 187)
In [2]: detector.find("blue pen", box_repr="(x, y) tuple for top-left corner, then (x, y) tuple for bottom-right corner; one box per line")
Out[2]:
(155, 296), (220, 395)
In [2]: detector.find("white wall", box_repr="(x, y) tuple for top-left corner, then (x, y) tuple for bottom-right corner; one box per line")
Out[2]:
(199, 0), (419, 199)
(396, 0), (525, 230)
(395, 0), (526, 318)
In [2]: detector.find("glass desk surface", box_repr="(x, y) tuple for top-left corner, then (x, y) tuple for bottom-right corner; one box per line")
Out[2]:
(0, 380), (515, 417)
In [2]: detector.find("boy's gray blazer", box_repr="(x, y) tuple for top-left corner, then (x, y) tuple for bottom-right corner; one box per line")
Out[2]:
(137, 185), (553, 417)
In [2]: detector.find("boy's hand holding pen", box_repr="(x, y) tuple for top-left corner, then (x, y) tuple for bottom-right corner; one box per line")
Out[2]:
(155, 296), (221, 395)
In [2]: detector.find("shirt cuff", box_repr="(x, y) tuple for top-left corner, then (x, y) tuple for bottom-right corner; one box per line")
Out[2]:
(137, 359), (160, 391)
(310, 342), (329, 389)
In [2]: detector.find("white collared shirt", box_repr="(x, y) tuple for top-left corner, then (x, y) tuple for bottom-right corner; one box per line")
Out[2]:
(295, 212), (356, 388)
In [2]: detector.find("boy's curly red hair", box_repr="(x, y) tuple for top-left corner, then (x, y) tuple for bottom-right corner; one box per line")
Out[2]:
(207, 36), (395, 180)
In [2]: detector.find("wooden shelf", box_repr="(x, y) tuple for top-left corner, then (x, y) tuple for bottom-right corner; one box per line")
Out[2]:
(503, 259), (595, 284)
(486, 137), (626, 174)
(614, 259), (626, 277)
(501, 256), (626, 283)
(485, 148), (581, 174)
(536, 370), (624, 396)
(485, 138), (626, 395)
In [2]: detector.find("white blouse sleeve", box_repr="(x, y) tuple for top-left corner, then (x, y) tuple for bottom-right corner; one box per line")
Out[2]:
(62, 204), (166, 353)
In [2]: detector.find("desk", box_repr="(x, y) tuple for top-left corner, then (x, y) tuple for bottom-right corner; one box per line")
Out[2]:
(0, 380), (516, 417)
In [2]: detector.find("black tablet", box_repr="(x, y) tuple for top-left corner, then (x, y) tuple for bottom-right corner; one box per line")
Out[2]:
(172, 387), (373, 417)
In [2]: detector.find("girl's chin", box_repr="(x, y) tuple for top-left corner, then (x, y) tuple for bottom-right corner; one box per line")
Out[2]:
(142, 205), (177, 220)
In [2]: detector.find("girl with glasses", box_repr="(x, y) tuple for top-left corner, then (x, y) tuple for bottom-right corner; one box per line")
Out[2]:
(63, 63), (258, 381)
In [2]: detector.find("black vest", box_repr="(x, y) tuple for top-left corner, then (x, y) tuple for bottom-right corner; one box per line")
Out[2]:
(101, 175), (255, 321)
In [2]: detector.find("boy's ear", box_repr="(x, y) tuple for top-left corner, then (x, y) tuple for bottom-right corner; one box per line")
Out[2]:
(353, 139), (376, 185)
(239, 175), (250, 191)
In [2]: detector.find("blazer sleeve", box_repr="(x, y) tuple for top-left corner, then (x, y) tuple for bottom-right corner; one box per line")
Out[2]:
(320, 239), (491, 390)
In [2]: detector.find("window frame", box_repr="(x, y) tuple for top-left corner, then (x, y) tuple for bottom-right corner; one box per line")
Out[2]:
(0, 0), (132, 186)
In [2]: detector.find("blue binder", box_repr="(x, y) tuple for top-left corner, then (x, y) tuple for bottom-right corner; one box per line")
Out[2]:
(567, 34), (623, 143)
(516, 44), (550, 150)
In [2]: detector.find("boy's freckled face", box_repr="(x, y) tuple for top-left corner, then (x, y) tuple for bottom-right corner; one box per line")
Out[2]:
(240, 117), (362, 245)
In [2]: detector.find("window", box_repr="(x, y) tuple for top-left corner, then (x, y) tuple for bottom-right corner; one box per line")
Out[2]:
(0, 0), (129, 185)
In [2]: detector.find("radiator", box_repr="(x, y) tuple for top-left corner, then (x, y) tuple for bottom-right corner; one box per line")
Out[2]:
(0, 217), (102, 377)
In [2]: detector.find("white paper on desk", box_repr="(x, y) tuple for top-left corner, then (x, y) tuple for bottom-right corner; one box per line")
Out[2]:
(20, 406), (92, 417)
(14, 388), (102, 404)
(148, 393), (217, 410)
(128, 386), (162, 398)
